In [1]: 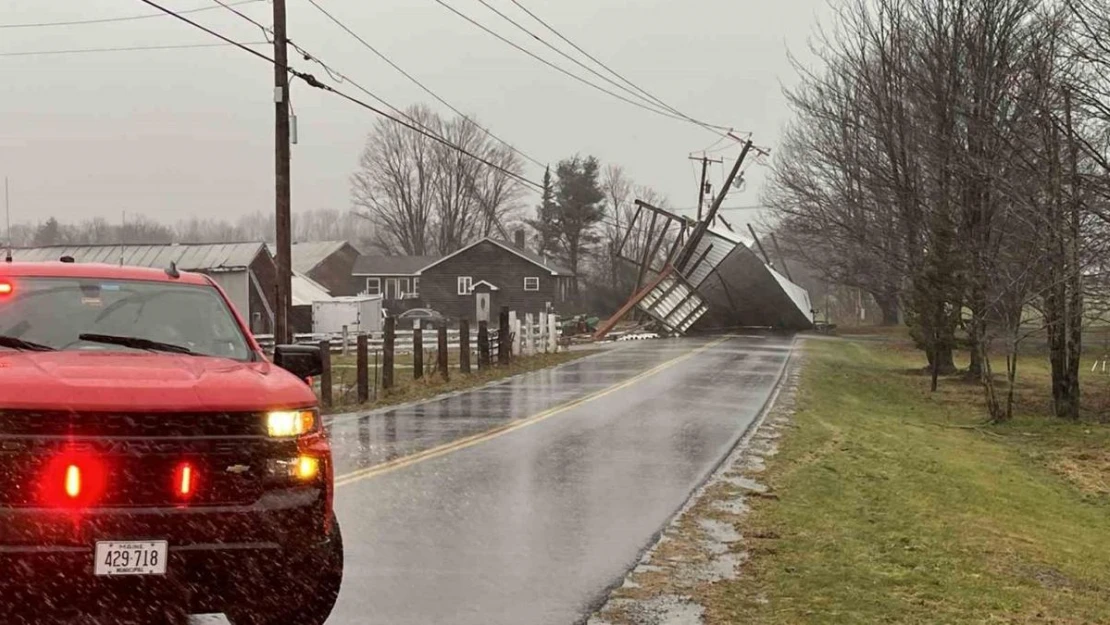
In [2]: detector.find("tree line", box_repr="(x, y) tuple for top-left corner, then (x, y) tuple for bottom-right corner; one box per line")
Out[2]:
(8, 208), (378, 251)
(767, 0), (1110, 421)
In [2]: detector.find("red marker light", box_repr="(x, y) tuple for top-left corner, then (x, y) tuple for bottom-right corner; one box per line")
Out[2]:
(0, 282), (12, 296)
(174, 462), (196, 499)
(65, 465), (81, 499)
(42, 454), (106, 508)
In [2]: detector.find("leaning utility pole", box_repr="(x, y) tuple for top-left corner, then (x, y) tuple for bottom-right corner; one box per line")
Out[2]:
(273, 0), (292, 343)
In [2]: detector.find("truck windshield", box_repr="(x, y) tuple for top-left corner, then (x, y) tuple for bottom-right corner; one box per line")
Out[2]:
(0, 277), (252, 361)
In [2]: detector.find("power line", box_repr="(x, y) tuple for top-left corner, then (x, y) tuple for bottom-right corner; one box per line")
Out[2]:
(135, 0), (544, 191)
(0, 0), (262, 29)
(210, 0), (512, 168)
(301, 0), (547, 170)
(0, 41), (268, 57)
(430, 0), (713, 127)
(475, 0), (686, 119)
(495, 0), (737, 135)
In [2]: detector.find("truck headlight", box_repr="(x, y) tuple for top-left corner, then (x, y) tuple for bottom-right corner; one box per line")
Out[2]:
(266, 409), (317, 438)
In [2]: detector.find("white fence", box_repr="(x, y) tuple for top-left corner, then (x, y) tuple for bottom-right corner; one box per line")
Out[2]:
(256, 313), (561, 356)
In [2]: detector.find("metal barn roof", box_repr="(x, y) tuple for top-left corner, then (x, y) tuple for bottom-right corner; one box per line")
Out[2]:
(290, 241), (353, 274)
(11, 243), (268, 271)
(291, 271), (334, 306)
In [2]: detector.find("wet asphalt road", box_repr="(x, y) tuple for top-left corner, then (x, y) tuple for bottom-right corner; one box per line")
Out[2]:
(194, 334), (793, 625)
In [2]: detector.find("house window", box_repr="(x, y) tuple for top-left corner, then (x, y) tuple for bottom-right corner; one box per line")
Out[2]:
(365, 277), (381, 296)
(458, 276), (473, 295)
(412, 277), (420, 297)
(524, 277), (540, 291)
(385, 278), (410, 300)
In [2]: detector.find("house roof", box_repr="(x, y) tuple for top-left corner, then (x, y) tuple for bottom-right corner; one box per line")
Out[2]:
(353, 254), (439, 276)
(291, 271), (334, 306)
(10, 242), (269, 271)
(418, 238), (574, 276)
(289, 241), (355, 274)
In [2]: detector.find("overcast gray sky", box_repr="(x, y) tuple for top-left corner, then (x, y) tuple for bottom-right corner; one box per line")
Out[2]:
(0, 0), (828, 228)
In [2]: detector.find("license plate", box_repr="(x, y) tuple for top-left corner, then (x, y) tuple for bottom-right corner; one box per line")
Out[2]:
(94, 541), (168, 576)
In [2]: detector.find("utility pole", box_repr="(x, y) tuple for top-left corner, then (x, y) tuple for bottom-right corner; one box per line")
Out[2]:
(688, 154), (722, 222)
(273, 0), (292, 343)
(677, 141), (753, 271)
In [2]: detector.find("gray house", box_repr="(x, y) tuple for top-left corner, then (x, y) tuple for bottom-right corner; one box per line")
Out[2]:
(418, 238), (574, 323)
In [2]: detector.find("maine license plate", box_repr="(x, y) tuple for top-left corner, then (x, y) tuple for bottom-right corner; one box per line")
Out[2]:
(94, 541), (168, 576)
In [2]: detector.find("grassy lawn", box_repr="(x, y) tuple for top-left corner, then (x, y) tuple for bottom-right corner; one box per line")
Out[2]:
(320, 350), (593, 414)
(708, 338), (1110, 624)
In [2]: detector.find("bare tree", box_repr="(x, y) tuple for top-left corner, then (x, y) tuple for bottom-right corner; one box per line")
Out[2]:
(351, 105), (527, 256)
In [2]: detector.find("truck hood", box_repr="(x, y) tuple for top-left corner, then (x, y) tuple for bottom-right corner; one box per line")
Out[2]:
(0, 351), (317, 412)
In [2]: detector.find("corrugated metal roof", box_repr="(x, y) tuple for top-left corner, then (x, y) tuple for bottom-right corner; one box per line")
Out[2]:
(12, 243), (267, 271)
(291, 271), (334, 306)
(290, 241), (352, 274)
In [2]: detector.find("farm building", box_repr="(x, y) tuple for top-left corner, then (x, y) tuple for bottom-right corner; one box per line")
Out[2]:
(10, 243), (278, 333)
(290, 271), (334, 334)
(290, 240), (361, 296)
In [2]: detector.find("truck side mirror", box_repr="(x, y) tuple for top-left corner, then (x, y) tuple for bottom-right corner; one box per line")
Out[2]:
(274, 344), (324, 379)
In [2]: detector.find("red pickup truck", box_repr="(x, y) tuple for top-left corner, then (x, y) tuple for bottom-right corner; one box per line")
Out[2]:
(0, 261), (343, 624)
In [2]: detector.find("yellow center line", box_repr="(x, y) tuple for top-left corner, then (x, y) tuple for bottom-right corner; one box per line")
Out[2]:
(334, 337), (731, 488)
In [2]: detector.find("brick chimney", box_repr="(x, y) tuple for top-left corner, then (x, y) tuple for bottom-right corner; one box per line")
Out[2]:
(514, 229), (527, 250)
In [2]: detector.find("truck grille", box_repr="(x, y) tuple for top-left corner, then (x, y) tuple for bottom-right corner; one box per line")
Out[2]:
(0, 410), (268, 438)
(0, 411), (271, 508)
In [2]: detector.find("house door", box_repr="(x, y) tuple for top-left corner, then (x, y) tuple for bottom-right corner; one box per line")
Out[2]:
(476, 292), (491, 323)
(385, 278), (399, 300)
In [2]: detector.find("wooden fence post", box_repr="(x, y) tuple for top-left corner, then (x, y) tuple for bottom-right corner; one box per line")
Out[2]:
(498, 306), (510, 365)
(373, 348), (380, 399)
(356, 333), (369, 404)
(341, 325), (349, 357)
(508, 311), (518, 357)
(459, 319), (471, 374)
(539, 312), (548, 354)
(383, 317), (395, 391)
(549, 314), (559, 352)
(413, 320), (424, 380)
(318, 340), (332, 408)
(478, 320), (490, 369)
(437, 322), (449, 380)
(524, 313), (534, 356)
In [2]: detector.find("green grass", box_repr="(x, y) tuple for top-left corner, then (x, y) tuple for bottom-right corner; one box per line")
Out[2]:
(707, 339), (1110, 624)
(319, 350), (594, 414)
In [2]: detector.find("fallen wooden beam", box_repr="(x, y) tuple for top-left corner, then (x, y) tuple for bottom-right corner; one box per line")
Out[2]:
(593, 265), (675, 341)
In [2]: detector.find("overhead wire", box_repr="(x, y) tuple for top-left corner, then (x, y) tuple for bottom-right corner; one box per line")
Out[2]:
(134, 0), (544, 192)
(210, 0), (483, 155)
(494, 0), (735, 136)
(474, 0), (689, 120)
(300, 0), (547, 170)
(0, 0), (262, 29)
(0, 41), (268, 57)
(429, 0), (719, 128)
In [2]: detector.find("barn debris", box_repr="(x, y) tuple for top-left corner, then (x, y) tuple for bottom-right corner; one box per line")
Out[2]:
(598, 140), (814, 339)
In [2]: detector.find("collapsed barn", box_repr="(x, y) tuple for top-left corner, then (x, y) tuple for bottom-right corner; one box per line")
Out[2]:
(597, 141), (814, 338)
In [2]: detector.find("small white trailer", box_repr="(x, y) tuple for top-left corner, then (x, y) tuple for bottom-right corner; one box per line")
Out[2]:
(312, 295), (384, 335)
